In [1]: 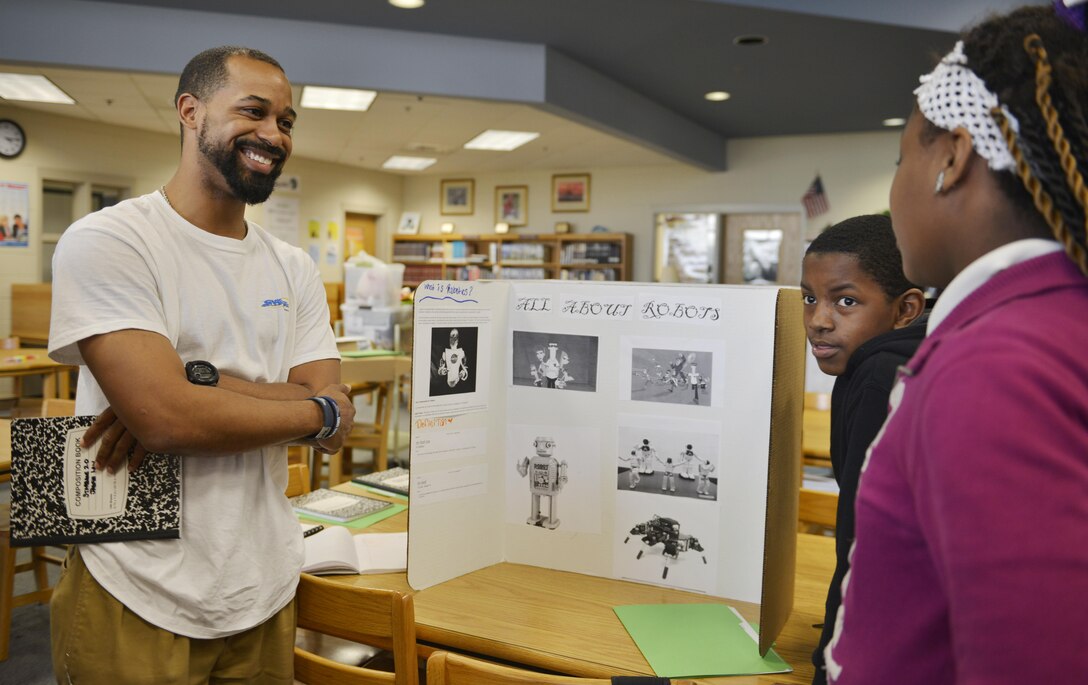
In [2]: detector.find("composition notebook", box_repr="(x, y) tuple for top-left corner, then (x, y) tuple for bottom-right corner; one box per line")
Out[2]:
(9, 415), (183, 547)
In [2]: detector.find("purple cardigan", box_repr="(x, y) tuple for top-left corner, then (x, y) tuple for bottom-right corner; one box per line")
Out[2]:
(826, 251), (1088, 685)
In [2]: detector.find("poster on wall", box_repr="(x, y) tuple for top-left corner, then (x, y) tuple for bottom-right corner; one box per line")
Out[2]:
(264, 194), (300, 247)
(0, 181), (30, 247)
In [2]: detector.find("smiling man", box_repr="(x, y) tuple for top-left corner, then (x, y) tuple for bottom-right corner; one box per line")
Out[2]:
(799, 214), (925, 685)
(46, 47), (354, 684)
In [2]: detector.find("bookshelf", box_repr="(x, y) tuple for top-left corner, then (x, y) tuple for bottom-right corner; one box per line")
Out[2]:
(392, 232), (633, 286)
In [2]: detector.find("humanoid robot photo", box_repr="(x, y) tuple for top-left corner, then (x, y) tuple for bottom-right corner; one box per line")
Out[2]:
(618, 450), (641, 489)
(657, 453), (679, 492)
(555, 350), (574, 389)
(515, 436), (568, 529)
(437, 328), (469, 388)
(634, 439), (656, 475)
(540, 342), (563, 388)
(530, 348), (546, 386)
(696, 458), (716, 496)
(623, 515), (707, 579)
(689, 362), (707, 404)
(679, 444), (697, 480)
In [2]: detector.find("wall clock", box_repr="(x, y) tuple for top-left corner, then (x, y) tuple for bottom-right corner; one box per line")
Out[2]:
(0, 119), (27, 159)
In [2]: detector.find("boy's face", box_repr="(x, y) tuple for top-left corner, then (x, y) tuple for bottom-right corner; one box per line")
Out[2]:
(801, 252), (902, 376)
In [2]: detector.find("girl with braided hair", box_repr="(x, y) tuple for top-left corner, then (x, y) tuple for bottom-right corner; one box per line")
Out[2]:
(824, 4), (1088, 684)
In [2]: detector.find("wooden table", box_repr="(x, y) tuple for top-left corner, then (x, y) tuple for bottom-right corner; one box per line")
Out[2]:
(0, 348), (75, 400)
(802, 407), (830, 463)
(327, 485), (835, 684)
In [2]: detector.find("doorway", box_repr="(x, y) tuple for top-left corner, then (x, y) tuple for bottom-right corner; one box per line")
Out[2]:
(344, 212), (378, 260)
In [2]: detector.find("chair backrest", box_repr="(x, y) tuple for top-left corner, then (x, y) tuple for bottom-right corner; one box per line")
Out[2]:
(294, 574), (419, 685)
(798, 487), (837, 531)
(41, 398), (76, 417)
(286, 462), (312, 498)
(425, 651), (701, 685)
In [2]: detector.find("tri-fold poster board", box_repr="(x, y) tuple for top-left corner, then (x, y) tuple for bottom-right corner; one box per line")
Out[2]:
(406, 279), (804, 654)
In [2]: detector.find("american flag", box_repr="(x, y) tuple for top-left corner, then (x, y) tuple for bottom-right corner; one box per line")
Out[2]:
(801, 175), (830, 219)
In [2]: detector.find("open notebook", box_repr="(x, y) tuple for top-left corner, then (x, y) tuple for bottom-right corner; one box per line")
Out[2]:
(301, 524), (408, 575)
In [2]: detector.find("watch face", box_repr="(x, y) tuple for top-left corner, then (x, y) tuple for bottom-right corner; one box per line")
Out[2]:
(186, 360), (219, 386)
(0, 120), (26, 159)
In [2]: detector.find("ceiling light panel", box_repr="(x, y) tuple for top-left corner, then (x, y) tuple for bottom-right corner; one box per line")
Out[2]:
(704, 91), (731, 102)
(382, 155), (436, 170)
(463, 129), (540, 151)
(0, 73), (75, 104)
(301, 86), (378, 111)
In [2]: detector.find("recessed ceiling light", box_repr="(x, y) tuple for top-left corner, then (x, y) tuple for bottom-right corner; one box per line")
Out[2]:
(301, 86), (377, 111)
(883, 117), (907, 127)
(389, 0), (424, 8)
(463, 130), (540, 151)
(382, 155), (436, 171)
(0, 73), (74, 104)
(734, 35), (769, 47)
(704, 91), (731, 102)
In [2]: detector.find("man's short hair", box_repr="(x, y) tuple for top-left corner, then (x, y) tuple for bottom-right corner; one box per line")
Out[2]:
(806, 214), (918, 299)
(174, 46), (284, 107)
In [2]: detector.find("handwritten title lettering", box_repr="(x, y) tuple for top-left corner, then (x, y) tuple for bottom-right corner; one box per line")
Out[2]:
(561, 298), (634, 319)
(639, 298), (721, 323)
(515, 297), (552, 312)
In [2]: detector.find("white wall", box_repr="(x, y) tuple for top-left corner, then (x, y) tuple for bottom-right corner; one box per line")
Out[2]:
(403, 129), (902, 283)
(0, 104), (405, 337)
(0, 101), (904, 341)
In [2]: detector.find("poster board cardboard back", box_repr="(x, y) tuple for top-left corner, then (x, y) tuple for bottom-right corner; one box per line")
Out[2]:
(406, 280), (803, 654)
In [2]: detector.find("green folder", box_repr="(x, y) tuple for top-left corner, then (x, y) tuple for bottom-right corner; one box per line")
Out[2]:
(613, 603), (791, 678)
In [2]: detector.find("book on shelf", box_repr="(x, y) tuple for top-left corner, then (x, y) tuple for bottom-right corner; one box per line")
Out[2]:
(352, 467), (411, 497)
(291, 487), (394, 523)
(408, 277), (804, 656)
(301, 524), (408, 575)
(9, 415), (182, 546)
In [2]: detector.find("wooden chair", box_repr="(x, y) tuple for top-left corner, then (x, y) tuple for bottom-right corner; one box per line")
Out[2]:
(294, 574), (419, 685)
(798, 488), (838, 534)
(286, 462), (312, 498)
(426, 651), (699, 685)
(0, 504), (58, 661)
(40, 397), (76, 417)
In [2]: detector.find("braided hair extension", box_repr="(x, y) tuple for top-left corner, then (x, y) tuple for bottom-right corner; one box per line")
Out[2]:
(962, 5), (1088, 276)
(995, 106), (1088, 272)
(1023, 35), (1088, 235)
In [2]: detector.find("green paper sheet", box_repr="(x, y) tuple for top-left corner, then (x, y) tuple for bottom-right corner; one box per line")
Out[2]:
(613, 604), (791, 678)
(298, 501), (406, 529)
(340, 349), (400, 358)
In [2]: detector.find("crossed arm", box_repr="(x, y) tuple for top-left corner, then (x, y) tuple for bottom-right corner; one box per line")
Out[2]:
(78, 328), (355, 471)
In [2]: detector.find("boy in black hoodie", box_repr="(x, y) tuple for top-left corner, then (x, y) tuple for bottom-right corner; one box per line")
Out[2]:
(800, 215), (926, 685)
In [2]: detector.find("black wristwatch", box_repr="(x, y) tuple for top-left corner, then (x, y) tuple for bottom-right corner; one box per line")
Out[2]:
(185, 360), (219, 386)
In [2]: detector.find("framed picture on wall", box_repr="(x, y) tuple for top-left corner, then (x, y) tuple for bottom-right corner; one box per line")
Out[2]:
(551, 173), (590, 212)
(440, 178), (474, 215)
(397, 211), (422, 235)
(495, 185), (528, 227)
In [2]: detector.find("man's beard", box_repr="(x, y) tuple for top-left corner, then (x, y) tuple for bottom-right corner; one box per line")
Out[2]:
(198, 125), (284, 205)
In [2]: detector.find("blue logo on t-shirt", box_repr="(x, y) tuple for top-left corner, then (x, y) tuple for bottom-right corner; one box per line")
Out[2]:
(261, 298), (290, 311)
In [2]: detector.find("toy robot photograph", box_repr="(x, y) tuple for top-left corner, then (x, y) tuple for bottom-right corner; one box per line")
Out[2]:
(615, 429), (719, 501)
(629, 347), (712, 406)
(623, 515), (708, 579)
(506, 424), (602, 534)
(515, 436), (568, 529)
(511, 330), (599, 393)
(428, 326), (479, 397)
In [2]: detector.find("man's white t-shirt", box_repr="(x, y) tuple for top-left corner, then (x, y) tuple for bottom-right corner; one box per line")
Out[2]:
(48, 191), (338, 638)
